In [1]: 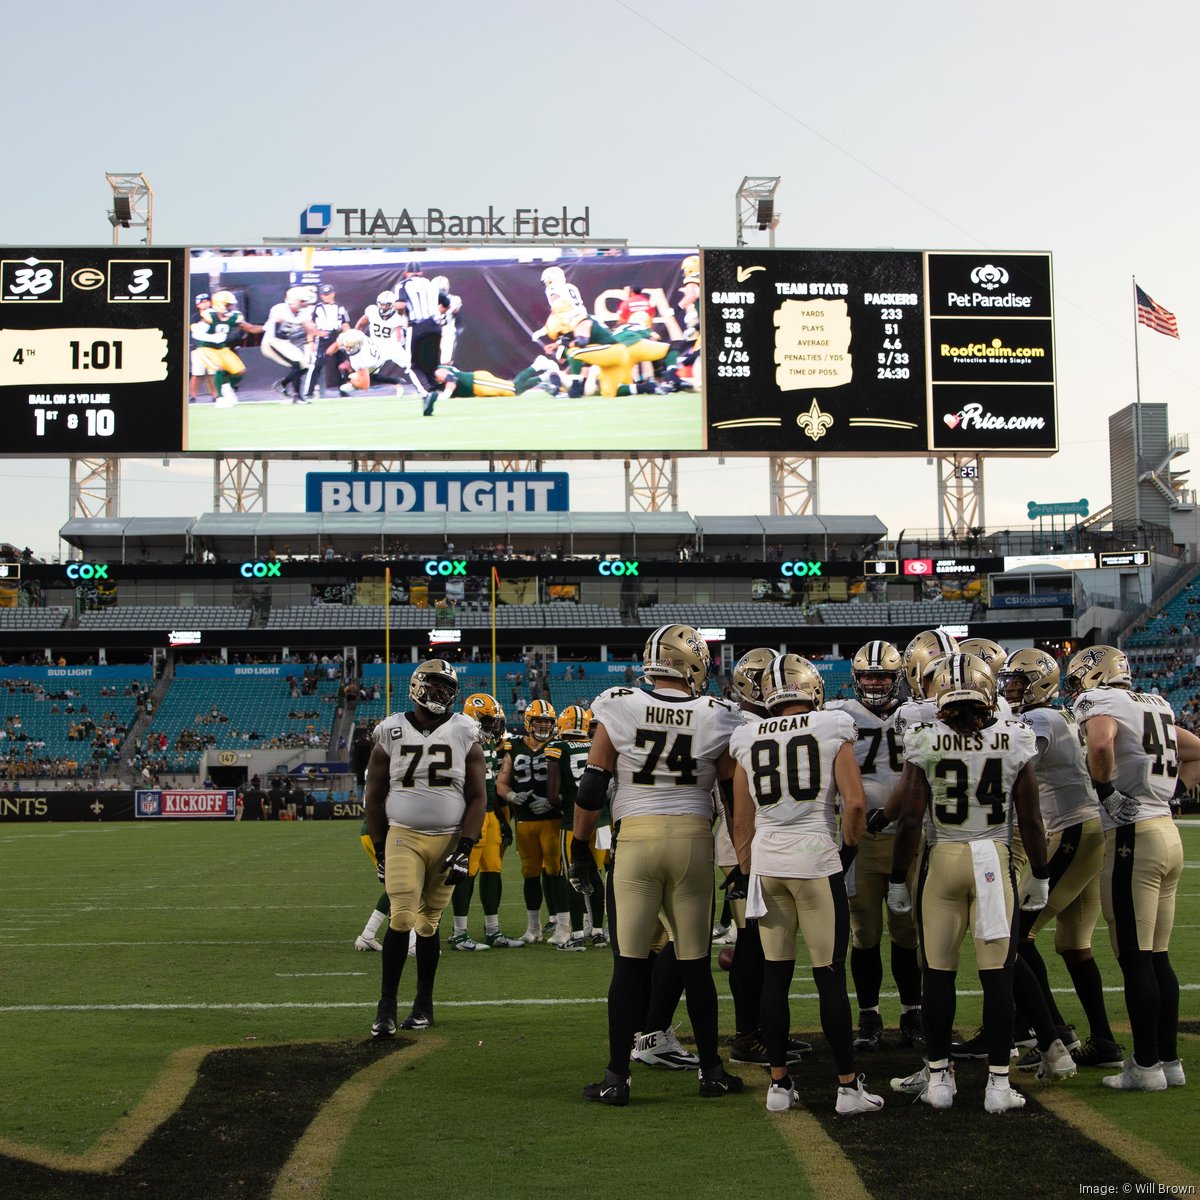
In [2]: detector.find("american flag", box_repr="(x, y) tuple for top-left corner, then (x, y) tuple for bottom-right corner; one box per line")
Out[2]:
(1136, 286), (1180, 338)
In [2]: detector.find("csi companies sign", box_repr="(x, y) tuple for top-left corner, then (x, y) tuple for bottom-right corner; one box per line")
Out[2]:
(306, 472), (570, 514)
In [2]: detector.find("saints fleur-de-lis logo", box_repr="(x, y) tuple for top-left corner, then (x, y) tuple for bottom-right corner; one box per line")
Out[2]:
(796, 398), (833, 442)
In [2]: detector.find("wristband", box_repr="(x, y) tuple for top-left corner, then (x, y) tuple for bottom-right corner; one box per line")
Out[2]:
(1093, 779), (1114, 799)
(1031, 864), (1050, 881)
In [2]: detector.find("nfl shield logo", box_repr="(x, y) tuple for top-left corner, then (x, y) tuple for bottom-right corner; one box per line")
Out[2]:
(984, 871), (995, 883)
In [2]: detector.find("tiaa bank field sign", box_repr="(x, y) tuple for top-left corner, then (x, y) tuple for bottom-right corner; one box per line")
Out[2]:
(306, 472), (570, 514)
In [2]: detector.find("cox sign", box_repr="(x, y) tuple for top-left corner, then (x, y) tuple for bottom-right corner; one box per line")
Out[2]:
(424, 559), (467, 576)
(779, 561), (823, 577)
(239, 561), (282, 578)
(598, 560), (639, 576)
(66, 563), (109, 580)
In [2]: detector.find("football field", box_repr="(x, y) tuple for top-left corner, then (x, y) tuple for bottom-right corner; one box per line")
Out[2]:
(184, 388), (705, 453)
(2, 821), (1199, 1199)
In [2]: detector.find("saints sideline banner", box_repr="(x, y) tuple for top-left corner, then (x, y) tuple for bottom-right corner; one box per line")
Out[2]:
(0, 790), (136, 822)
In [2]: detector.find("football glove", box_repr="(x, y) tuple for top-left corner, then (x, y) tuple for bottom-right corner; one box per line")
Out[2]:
(567, 837), (595, 895)
(498, 821), (514, 849)
(865, 809), (892, 835)
(1020, 875), (1050, 912)
(441, 837), (475, 886)
(886, 882), (911, 914)
(373, 841), (386, 885)
(1094, 779), (1140, 824)
(838, 842), (858, 873)
(508, 789), (534, 807)
(527, 795), (553, 816)
(720, 866), (749, 901)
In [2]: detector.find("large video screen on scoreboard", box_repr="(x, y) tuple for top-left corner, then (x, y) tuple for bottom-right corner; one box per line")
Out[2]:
(0, 248), (185, 453)
(702, 248), (1056, 455)
(184, 246), (702, 453)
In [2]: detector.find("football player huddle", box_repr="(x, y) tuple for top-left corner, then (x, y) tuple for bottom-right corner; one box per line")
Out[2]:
(355, 628), (1199, 1116)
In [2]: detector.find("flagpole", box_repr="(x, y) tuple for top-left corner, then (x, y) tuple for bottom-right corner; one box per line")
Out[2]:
(1132, 276), (1143, 524)
(1132, 275), (1143, 410)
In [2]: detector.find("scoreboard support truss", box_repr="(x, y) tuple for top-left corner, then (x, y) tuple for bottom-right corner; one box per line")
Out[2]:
(70, 457), (120, 521)
(213, 457), (269, 513)
(770, 456), (820, 516)
(936, 453), (985, 539)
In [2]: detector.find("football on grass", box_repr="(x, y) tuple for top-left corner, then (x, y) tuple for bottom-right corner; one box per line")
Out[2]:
(718, 946), (735, 971)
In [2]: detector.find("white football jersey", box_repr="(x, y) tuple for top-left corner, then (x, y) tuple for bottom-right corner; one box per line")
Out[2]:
(728, 708), (857, 879)
(374, 710), (479, 834)
(592, 685), (740, 822)
(1021, 705), (1097, 834)
(1072, 687), (1180, 828)
(362, 304), (408, 343)
(827, 698), (902, 814)
(903, 716), (1037, 844)
(893, 698), (937, 744)
(265, 302), (313, 344)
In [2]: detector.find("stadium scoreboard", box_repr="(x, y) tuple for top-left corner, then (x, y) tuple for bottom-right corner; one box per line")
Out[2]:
(702, 248), (1056, 455)
(0, 245), (1054, 457)
(0, 248), (185, 453)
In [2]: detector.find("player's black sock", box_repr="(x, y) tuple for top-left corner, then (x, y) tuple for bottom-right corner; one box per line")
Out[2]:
(567, 878), (586, 933)
(730, 919), (765, 1036)
(587, 873), (606, 931)
(380, 926), (410, 1000)
(523, 876), (542, 914)
(718, 895), (733, 929)
(644, 940), (685, 1033)
(979, 966), (1015, 1069)
(676, 955), (721, 1070)
(1064, 953), (1115, 1043)
(1012, 953), (1058, 1050)
(1018, 938), (1066, 1025)
(608, 955), (651, 1076)
(814, 962), (856, 1077)
(922, 967), (958, 1063)
(850, 945), (883, 1011)
(760, 958), (795, 1069)
(1119, 949), (1161, 1066)
(891, 943), (922, 1008)
(479, 871), (502, 917)
(1153, 951), (1180, 1063)
(451, 876), (474, 919)
(413, 932), (440, 1013)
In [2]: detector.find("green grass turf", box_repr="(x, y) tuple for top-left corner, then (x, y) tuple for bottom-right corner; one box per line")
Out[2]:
(184, 388), (704, 453)
(1, 821), (1199, 1198)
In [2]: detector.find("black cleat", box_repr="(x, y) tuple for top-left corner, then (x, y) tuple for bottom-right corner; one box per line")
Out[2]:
(950, 1027), (988, 1060)
(371, 999), (397, 1039)
(1073, 1036), (1126, 1069)
(786, 1036), (813, 1059)
(400, 1007), (433, 1030)
(854, 1010), (884, 1052)
(698, 1062), (745, 1098)
(899, 1009), (925, 1048)
(583, 1069), (630, 1106)
(730, 1032), (808, 1065)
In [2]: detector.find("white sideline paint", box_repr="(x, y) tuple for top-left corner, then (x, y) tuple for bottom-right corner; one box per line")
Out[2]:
(3, 984), (1198, 1015)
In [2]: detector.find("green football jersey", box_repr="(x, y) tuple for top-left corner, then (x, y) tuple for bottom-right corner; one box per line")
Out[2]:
(545, 737), (591, 829)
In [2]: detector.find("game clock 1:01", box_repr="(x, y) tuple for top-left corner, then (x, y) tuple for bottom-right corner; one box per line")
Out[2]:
(0, 247), (185, 454)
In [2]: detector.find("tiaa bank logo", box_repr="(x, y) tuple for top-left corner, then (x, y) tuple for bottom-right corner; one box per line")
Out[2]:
(300, 204), (332, 235)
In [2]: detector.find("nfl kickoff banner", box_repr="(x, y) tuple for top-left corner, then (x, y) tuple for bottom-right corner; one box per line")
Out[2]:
(0, 790), (136, 822)
(306, 471), (570, 514)
(136, 790), (237, 819)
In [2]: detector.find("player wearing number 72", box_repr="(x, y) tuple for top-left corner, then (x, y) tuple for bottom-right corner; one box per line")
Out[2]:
(363, 659), (487, 1037)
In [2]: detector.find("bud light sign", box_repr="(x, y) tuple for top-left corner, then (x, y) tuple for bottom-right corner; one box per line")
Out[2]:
(306, 471), (569, 514)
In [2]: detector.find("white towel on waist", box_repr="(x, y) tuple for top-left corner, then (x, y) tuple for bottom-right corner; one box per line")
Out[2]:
(970, 841), (1008, 942)
(746, 871), (767, 920)
(844, 856), (858, 899)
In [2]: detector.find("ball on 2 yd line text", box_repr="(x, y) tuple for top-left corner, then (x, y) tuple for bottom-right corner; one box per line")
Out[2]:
(718, 946), (735, 971)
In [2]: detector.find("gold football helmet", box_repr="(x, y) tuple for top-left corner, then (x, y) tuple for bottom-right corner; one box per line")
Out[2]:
(211, 290), (237, 315)
(643, 624), (711, 697)
(1063, 645), (1131, 699)
(998, 649), (1060, 712)
(958, 637), (1007, 680)
(463, 692), (506, 739)
(851, 640), (903, 711)
(903, 629), (960, 698)
(524, 698), (557, 742)
(930, 653), (996, 730)
(731, 647), (778, 707)
(761, 653), (825, 713)
(557, 705), (592, 738)
(681, 254), (700, 283)
(409, 659), (459, 715)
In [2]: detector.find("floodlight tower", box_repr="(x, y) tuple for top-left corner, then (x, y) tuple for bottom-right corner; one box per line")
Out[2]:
(736, 178), (817, 515)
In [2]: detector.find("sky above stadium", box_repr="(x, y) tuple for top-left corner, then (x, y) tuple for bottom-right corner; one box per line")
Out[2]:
(2, 0), (1195, 559)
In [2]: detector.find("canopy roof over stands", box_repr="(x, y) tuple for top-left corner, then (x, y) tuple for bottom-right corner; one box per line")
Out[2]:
(59, 511), (885, 563)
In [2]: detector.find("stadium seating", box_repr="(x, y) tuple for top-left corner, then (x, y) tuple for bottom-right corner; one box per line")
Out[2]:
(78, 606), (251, 630)
(0, 607), (71, 631)
(1123, 577), (1200, 648)
(816, 600), (975, 626)
(266, 603), (626, 629)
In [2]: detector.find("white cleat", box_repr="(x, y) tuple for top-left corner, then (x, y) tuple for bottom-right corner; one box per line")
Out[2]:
(766, 1080), (800, 1112)
(920, 1065), (956, 1110)
(1035, 1038), (1078, 1082)
(1163, 1058), (1186, 1088)
(984, 1073), (1026, 1112)
(836, 1076), (885, 1116)
(890, 1064), (930, 1095)
(447, 932), (490, 951)
(1102, 1059), (1168, 1092)
(631, 1026), (701, 1070)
